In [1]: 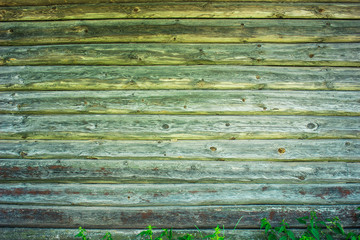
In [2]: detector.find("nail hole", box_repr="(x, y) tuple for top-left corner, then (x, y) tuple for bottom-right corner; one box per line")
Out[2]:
(210, 147), (217, 151)
(309, 54), (314, 58)
(345, 142), (351, 146)
(257, 44), (261, 47)
(298, 176), (305, 180)
(183, 105), (187, 109)
(263, 107), (267, 110)
(162, 124), (169, 129)
(242, 98), (246, 102)
(51, 6), (57, 10)
(133, 7), (140, 12)
(225, 123), (230, 127)
(256, 75), (260, 79)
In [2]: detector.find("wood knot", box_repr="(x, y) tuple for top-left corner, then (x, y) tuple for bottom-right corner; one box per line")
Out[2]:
(133, 7), (141, 13)
(306, 123), (317, 129)
(162, 124), (169, 129)
(278, 148), (286, 154)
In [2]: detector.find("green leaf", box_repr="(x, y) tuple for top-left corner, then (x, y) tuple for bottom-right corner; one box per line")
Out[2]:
(287, 230), (296, 240)
(265, 224), (271, 234)
(297, 217), (308, 224)
(279, 236), (287, 240)
(326, 234), (334, 240)
(335, 222), (345, 235)
(310, 228), (320, 240)
(279, 225), (285, 233)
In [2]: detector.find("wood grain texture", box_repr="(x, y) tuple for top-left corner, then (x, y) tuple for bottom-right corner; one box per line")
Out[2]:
(1, 43), (359, 67)
(2, 3), (360, 21)
(1, 19), (360, 45)
(0, 183), (359, 206)
(1, 115), (359, 140)
(2, 0), (360, 7)
(1, 90), (359, 115)
(1, 66), (359, 91)
(0, 139), (358, 161)
(0, 204), (358, 228)
(1, 228), (359, 240)
(1, 160), (359, 184)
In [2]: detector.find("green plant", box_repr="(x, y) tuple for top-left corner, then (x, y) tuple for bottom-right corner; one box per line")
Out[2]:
(75, 227), (88, 240)
(74, 207), (359, 240)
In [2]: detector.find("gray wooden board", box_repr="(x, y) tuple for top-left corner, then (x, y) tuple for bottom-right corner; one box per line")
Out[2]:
(1, 66), (359, 91)
(2, 3), (360, 21)
(0, 139), (358, 161)
(0, 183), (359, 206)
(1, 43), (359, 67)
(1, 19), (360, 45)
(0, 90), (359, 115)
(0, 115), (359, 140)
(0, 204), (358, 228)
(1, 228), (359, 240)
(1, 160), (359, 184)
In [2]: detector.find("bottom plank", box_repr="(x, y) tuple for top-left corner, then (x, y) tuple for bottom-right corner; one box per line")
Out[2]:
(0, 205), (358, 229)
(0, 228), (359, 240)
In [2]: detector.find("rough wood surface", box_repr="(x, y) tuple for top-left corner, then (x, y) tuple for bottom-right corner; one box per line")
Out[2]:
(0, 204), (358, 228)
(1, 115), (359, 140)
(0, 139), (358, 161)
(1, 19), (360, 45)
(1, 66), (359, 91)
(2, 0), (360, 7)
(2, 3), (360, 21)
(1, 90), (359, 115)
(0, 183), (359, 206)
(1, 228), (359, 240)
(1, 160), (359, 184)
(1, 43), (359, 67)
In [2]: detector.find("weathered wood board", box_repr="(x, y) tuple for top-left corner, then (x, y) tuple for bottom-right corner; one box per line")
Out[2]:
(0, 0), (359, 235)
(2, 43), (359, 66)
(1, 160), (359, 184)
(1, 90), (359, 115)
(2, 3), (360, 21)
(0, 139), (358, 161)
(1, 228), (359, 240)
(1, 115), (359, 140)
(2, 0), (360, 7)
(1, 19), (360, 45)
(0, 183), (359, 206)
(1, 66), (359, 91)
(0, 205), (358, 229)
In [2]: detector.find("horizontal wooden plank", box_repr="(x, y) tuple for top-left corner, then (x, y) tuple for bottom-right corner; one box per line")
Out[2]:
(0, 90), (359, 115)
(1, 115), (359, 140)
(0, 183), (359, 206)
(2, 3), (360, 21)
(0, 139), (358, 161)
(1, 66), (359, 91)
(0, 204), (358, 228)
(1, 19), (360, 45)
(1, 43), (359, 67)
(1, 160), (359, 184)
(1, 228), (359, 240)
(2, 0), (360, 7)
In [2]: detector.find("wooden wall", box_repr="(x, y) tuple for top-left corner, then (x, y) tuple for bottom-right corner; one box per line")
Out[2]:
(0, 0), (359, 239)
